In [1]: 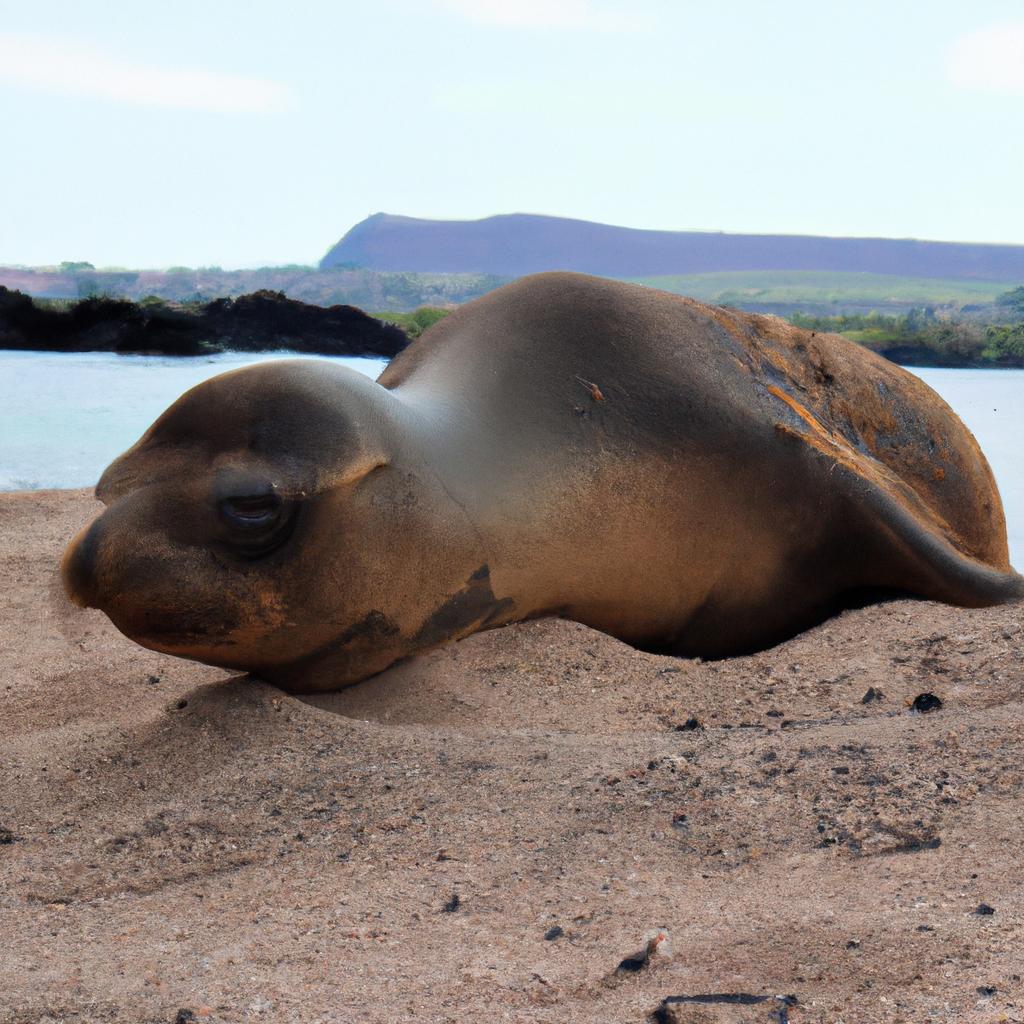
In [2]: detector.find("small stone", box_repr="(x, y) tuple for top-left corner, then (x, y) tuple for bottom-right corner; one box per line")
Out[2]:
(977, 986), (997, 997)
(861, 687), (884, 704)
(911, 693), (943, 713)
(174, 1011), (197, 1024)
(543, 926), (564, 941)
(675, 717), (702, 732)
(442, 893), (460, 913)
(974, 902), (996, 916)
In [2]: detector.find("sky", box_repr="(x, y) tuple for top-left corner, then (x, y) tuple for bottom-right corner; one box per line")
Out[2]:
(2, 0), (1024, 268)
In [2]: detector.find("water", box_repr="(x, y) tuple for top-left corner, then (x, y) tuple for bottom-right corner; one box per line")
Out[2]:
(914, 368), (1023, 569)
(0, 351), (388, 491)
(0, 352), (1021, 566)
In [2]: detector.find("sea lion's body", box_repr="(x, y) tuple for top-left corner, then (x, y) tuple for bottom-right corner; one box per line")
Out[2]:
(63, 273), (1022, 692)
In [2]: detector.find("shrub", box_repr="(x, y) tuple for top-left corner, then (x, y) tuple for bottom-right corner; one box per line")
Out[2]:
(982, 324), (1024, 362)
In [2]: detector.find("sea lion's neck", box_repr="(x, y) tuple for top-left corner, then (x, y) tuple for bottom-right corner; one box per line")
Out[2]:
(383, 383), (571, 621)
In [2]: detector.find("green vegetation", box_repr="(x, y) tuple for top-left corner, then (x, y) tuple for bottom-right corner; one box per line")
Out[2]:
(996, 285), (1024, 317)
(8, 264), (1015, 319)
(789, 300), (1024, 368)
(629, 270), (1008, 308)
(373, 307), (451, 337)
(981, 324), (1024, 362)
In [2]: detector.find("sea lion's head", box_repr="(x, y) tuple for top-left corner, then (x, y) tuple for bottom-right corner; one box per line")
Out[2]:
(61, 359), (488, 692)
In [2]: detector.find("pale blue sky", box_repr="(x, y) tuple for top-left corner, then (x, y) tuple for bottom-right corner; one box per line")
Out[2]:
(2, 0), (1023, 268)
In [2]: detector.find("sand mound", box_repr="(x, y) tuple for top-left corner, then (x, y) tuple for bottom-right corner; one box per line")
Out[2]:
(1, 489), (1022, 1023)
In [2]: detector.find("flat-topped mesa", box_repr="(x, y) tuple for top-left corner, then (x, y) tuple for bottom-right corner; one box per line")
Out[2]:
(321, 212), (1024, 279)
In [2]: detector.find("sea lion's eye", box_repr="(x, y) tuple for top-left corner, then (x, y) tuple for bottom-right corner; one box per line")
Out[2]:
(219, 493), (282, 529)
(216, 489), (297, 559)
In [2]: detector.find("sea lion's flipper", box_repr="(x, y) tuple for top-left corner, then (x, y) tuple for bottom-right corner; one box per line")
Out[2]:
(844, 469), (1024, 606)
(767, 384), (1024, 607)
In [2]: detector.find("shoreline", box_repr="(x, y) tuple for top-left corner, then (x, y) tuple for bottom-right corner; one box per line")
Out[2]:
(4, 343), (1023, 373)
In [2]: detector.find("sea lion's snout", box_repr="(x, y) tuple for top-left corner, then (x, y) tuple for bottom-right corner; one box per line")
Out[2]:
(59, 496), (275, 663)
(61, 519), (103, 609)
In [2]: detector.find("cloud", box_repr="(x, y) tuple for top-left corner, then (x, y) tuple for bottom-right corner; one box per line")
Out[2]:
(948, 22), (1024, 94)
(0, 32), (293, 114)
(433, 0), (646, 32)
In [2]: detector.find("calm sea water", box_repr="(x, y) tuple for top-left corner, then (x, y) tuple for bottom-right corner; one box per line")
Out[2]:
(914, 367), (1022, 568)
(0, 352), (1021, 567)
(0, 351), (388, 491)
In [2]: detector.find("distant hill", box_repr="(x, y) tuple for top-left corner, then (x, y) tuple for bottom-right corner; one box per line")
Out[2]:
(320, 212), (1024, 282)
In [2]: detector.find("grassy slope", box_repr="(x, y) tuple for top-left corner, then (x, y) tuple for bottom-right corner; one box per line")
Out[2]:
(627, 270), (1008, 306)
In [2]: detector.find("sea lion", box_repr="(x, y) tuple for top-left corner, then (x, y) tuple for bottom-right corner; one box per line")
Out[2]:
(62, 272), (1023, 693)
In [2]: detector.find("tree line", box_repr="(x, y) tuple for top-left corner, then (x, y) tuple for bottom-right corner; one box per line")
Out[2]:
(789, 287), (1024, 367)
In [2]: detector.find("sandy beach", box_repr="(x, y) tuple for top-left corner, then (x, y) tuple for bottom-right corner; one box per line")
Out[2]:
(1, 488), (1022, 1023)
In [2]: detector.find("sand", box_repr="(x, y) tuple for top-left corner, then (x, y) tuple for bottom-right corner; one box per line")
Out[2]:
(1, 488), (1022, 1023)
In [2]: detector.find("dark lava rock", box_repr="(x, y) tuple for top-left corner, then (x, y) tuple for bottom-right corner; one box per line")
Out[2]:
(911, 692), (943, 713)
(174, 1011), (197, 1024)
(543, 926), (564, 941)
(861, 687), (885, 704)
(974, 903), (996, 916)
(675, 717), (703, 732)
(977, 986), (998, 997)
(442, 893), (461, 913)
(0, 285), (407, 358)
